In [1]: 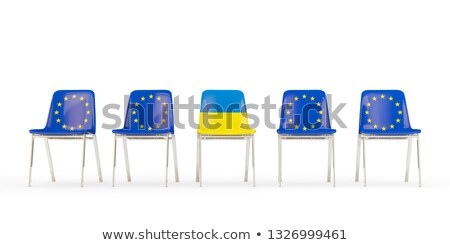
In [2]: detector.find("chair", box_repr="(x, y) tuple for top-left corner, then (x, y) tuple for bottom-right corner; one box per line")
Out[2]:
(29, 90), (103, 187)
(196, 90), (256, 187)
(355, 90), (422, 187)
(112, 90), (179, 187)
(277, 90), (336, 187)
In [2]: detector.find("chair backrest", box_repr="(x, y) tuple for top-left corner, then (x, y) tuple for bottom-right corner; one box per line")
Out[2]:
(45, 90), (96, 134)
(278, 90), (332, 132)
(359, 90), (413, 133)
(123, 90), (174, 133)
(198, 90), (252, 133)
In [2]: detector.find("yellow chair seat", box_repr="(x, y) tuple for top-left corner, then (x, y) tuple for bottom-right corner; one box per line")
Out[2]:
(197, 112), (256, 135)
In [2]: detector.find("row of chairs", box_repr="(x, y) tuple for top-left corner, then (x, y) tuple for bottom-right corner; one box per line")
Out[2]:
(28, 90), (422, 187)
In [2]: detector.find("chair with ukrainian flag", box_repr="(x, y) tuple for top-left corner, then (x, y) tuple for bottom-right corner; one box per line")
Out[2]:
(196, 90), (256, 187)
(356, 90), (422, 187)
(28, 90), (103, 187)
(277, 90), (336, 187)
(112, 90), (179, 187)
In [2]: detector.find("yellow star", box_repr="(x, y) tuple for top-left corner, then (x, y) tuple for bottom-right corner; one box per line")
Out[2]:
(294, 124), (299, 129)
(396, 118), (401, 123)
(288, 102), (293, 107)
(374, 124), (378, 129)
(398, 110), (403, 115)
(148, 126), (152, 131)
(164, 110), (168, 115)
(70, 126), (74, 131)
(78, 124), (82, 129)
(86, 110), (91, 115)
(134, 118), (138, 123)
(54, 110), (59, 115)
(310, 96), (315, 101)
(382, 126), (386, 131)
(389, 96), (393, 101)
(162, 119), (167, 123)
(367, 118), (372, 123)
(319, 110), (323, 115)
(162, 102), (168, 107)
(302, 94), (307, 99)
(141, 96), (145, 101)
(317, 102), (321, 106)
(57, 102), (62, 107)
(311, 124), (315, 129)
(132, 110), (137, 115)
(72, 95), (76, 99)
(79, 96), (84, 101)
(84, 118), (88, 123)
(381, 94), (385, 99)
(156, 124), (160, 129)
(390, 124), (394, 129)
(317, 118), (321, 123)
(286, 110), (291, 115)
(395, 102), (400, 107)
(365, 110), (369, 115)
(149, 94), (154, 99)
(140, 124), (144, 129)
(157, 96), (161, 101)
(56, 118), (61, 123)
(372, 96), (377, 101)
(62, 124), (67, 129)
(85, 102), (89, 107)
(134, 102), (139, 107)
(302, 126), (307, 131)
(367, 102), (371, 107)
(64, 96), (68, 101)
(288, 118), (293, 123)
(294, 96), (299, 101)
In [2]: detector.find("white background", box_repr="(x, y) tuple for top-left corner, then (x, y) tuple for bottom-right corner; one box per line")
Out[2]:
(0, 0), (449, 244)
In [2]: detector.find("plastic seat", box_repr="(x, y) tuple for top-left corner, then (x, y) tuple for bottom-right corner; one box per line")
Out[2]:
(112, 90), (179, 187)
(28, 90), (103, 187)
(277, 90), (336, 187)
(196, 90), (256, 187)
(355, 90), (422, 186)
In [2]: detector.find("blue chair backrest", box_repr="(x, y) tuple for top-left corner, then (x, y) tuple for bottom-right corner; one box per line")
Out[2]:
(200, 90), (247, 113)
(359, 90), (413, 133)
(278, 90), (332, 131)
(123, 90), (174, 133)
(45, 90), (96, 134)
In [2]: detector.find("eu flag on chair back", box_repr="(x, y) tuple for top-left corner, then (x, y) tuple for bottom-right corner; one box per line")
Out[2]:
(29, 90), (96, 135)
(112, 90), (174, 135)
(359, 90), (421, 135)
(277, 90), (336, 135)
(197, 90), (256, 135)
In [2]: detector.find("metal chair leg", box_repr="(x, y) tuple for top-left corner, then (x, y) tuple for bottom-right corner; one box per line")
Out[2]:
(44, 138), (56, 182)
(362, 136), (367, 187)
(196, 135), (200, 182)
(252, 135), (255, 187)
(28, 135), (35, 187)
(244, 137), (250, 182)
(165, 134), (170, 187)
(332, 136), (336, 187)
(355, 135), (361, 182)
(327, 137), (332, 182)
(80, 134), (87, 187)
(278, 135), (282, 187)
(122, 137), (131, 182)
(417, 136), (422, 187)
(112, 136), (117, 187)
(93, 135), (103, 183)
(405, 138), (412, 182)
(199, 136), (203, 187)
(171, 134), (180, 182)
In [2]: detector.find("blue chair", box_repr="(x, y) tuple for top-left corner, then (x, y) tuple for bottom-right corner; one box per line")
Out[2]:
(355, 90), (422, 187)
(112, 90), (179, 187)
(29, 90), (103, 187)
(196, 90), (256, 187)
(277, 90), (336, 187)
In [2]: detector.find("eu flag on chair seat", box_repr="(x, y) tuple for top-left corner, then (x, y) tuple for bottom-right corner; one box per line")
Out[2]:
(28, 90), (103, 187)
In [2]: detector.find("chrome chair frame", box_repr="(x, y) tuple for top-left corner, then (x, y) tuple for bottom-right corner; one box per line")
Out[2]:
(355, 134), (422, 187)
(28, 134), (103, 187)
(278, 134), (336, 187)
(112, 133), (179, 187)
(196, 134), (255, 187)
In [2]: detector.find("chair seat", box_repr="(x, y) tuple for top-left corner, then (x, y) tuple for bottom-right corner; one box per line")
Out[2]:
(112, 128), (173, 135)
(30, 128), (91, 135)
(197, 128), (256, 135)
(277, 128), (336, 135)
(360, 128), (421, 135)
